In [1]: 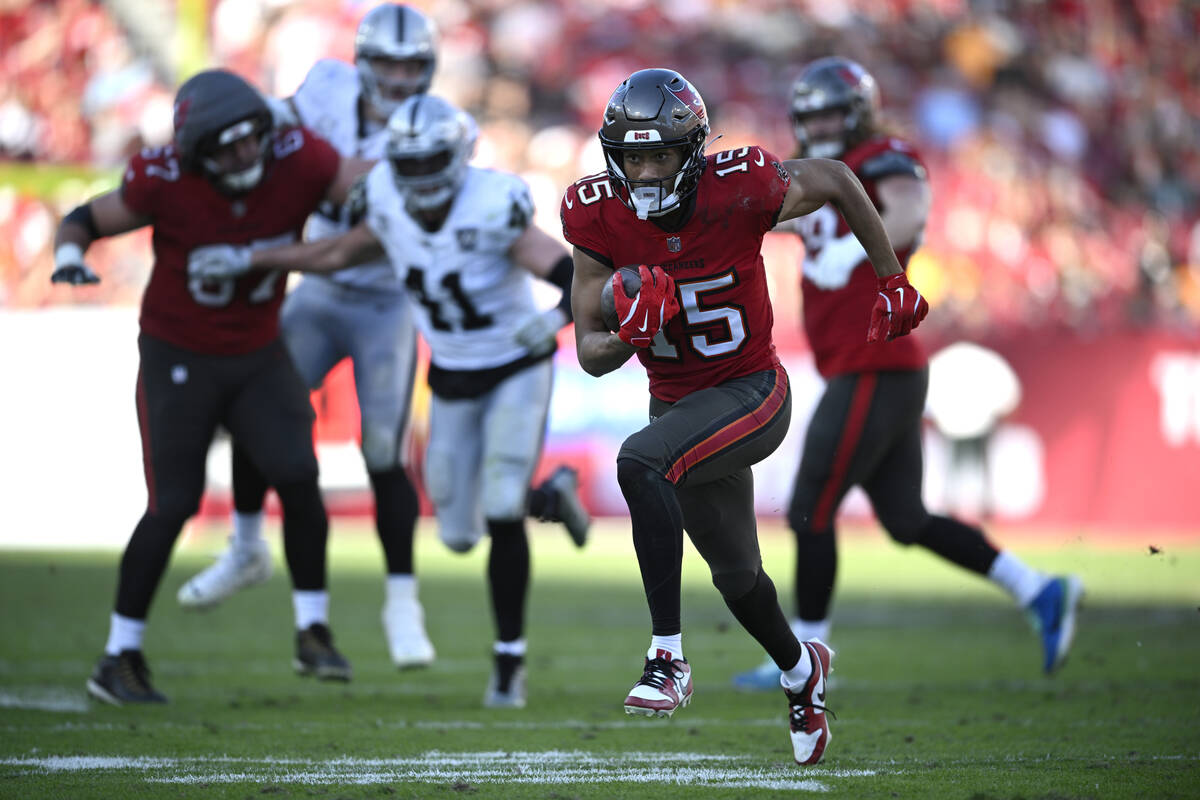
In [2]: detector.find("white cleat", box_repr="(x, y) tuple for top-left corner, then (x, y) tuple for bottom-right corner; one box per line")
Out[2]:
(177, 538), (272, 610)
(382, 597), (435, 669)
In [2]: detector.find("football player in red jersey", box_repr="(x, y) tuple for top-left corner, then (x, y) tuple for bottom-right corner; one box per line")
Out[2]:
(730, 58), (1082, 693)
(563, 68), (928, 766)
(50, 69), (370, 705)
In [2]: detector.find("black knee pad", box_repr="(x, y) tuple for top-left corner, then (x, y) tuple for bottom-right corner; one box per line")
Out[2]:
(712, 566), (760, 602)
(616, 456), (658, 493)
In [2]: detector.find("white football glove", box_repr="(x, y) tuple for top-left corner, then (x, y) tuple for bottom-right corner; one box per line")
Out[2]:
(187, 244), (252, 280)
(514, 307), (568, 357)
(50, 243), (100, 285)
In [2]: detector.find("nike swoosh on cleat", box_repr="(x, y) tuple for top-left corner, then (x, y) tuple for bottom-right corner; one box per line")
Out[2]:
(791, 728), (823, 757)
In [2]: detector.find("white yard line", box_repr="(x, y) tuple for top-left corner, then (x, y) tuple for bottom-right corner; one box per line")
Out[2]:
(1, 752), (877, 791)
(0, 690), (89, 713)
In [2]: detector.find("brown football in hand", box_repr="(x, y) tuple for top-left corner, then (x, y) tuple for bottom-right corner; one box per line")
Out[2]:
(599, 266), (643, 332)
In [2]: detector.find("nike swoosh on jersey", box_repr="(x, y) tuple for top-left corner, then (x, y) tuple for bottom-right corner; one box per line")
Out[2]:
(564, 195), (574, 209)
(754, 150), (765, 166)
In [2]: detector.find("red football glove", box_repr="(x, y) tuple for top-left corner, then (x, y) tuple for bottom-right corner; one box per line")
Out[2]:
(868, 272), (929, 343)
(613, 265), (680, 348)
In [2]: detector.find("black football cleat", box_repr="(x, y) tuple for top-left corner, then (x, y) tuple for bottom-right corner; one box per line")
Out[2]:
(86, 650), (168, 706)
(294, 623), (353, 682)
(483, 653), (527, 708)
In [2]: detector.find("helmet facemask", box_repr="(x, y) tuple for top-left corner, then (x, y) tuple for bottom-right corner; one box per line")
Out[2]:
(198, 115), (272, 194)
(602, 133), (707, 220)
(386, 95), (477, 213)
(357, 55), (435, 118)
(791, 107), (858, 160)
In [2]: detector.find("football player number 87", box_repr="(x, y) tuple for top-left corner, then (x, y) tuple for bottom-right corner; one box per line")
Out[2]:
(186, 234), (292, 307)
(648, 272), (747, 359)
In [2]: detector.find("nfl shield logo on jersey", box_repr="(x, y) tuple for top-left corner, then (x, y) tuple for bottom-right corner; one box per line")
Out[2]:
(667, 236), (681, 253)
(456, 228), (478, 251)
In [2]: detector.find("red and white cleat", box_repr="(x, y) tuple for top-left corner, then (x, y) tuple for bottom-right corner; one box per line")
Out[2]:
(786, 639), (835, 765)
(623, 655), (693, 718)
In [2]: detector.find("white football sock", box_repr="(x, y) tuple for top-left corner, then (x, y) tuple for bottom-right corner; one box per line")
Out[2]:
(232, 511), (265, 551)
(987, 551), (1046, 607)
(791, 618), (831, 645)
(780, 648), (813, 690)
(649, 634), (683, 662)
(292, 590), (329, 630)
(494, 638), (527, 657)
(105, 613), (146, 656)
(385, 574), (418, 605)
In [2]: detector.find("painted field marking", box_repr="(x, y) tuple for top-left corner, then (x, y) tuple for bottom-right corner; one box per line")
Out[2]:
(1, 752), (877, 791)
(0, 690), (89, 713)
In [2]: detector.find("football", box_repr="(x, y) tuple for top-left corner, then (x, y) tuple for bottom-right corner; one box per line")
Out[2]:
(599, 266), (643, 332)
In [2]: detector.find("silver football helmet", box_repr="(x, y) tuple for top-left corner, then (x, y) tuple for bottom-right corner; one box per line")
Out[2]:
(385, 94), (477, 212)
(355, 4), (437, 118)
(790, 57), (880, 159)
(598, 68), (710, 220)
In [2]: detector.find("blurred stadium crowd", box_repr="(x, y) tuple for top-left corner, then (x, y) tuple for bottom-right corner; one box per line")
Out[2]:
(3, 0), (1198, 334)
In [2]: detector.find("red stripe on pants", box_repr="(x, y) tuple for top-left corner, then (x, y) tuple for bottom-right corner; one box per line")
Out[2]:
(811, 373), (876, 531)
(665, 365), (788, 484)
(135, 365), (157, 513)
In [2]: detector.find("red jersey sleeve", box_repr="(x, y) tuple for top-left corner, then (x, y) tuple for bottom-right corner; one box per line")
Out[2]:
(745, 146), (790, 234)
(272, 126), (340, 198)
(120, 146), (181, 218)
(560, 173), (614, 264)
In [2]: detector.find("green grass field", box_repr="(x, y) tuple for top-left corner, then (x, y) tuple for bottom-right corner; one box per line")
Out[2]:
(2, 519), (1197, 799)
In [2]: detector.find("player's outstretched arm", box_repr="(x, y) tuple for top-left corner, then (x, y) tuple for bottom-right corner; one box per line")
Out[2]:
(510, 225), (575, 357)
(255, 221), (383, 273)
(570, 247), (637, 377)
(187, 222), (384, 282)
(51, 190), (149, 285)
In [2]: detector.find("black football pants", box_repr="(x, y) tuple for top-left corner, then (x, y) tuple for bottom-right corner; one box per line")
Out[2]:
(114, 334), (327, 620)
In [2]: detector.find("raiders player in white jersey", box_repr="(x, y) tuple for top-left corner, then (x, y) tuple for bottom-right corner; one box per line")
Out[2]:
(187, 93), (587, 707)
(176, 5), (588, 676)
